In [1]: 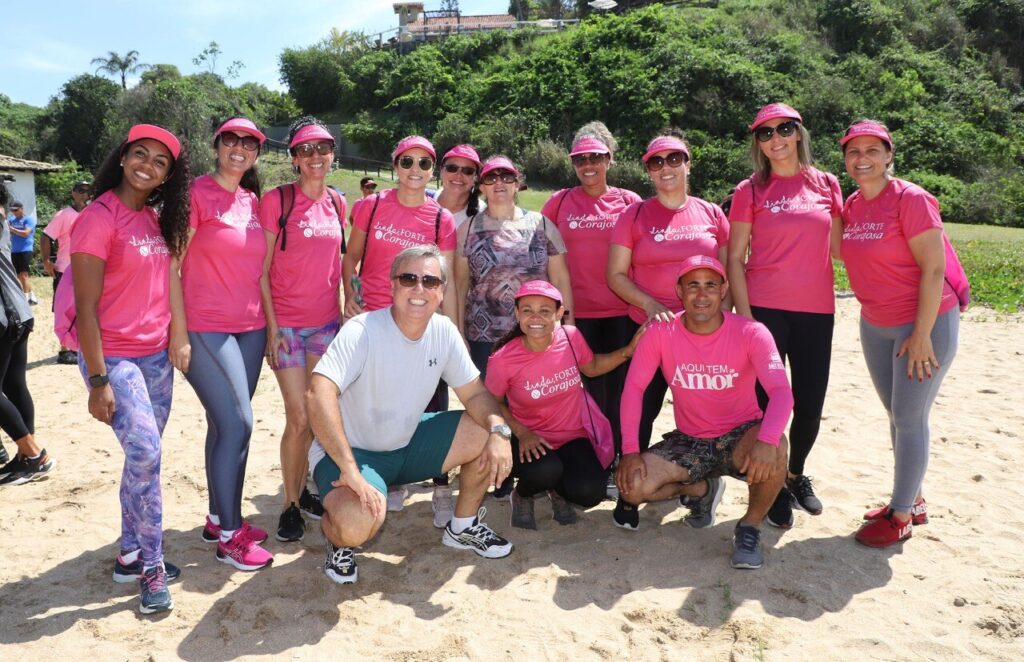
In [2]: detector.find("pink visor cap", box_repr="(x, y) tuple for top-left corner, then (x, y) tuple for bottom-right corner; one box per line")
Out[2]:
(392, 135), (436, 161)
(289, 124), (334, 148)
(442, 144), (481, 168)
(642, 136), (690, 162)
(127, 124), (181, 160)
(515, 280), (563, 305)
(749, 103), (803, 130)
(840, 120), (893, 149)
(569, 136), (611, 157)
(216, 117), (266, 144)
(677, 255), (726, 282)
(480, 156), (520, 178)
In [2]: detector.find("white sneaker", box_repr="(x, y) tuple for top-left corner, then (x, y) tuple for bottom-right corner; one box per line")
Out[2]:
(441, 507), (513, 559)
(432, 485), (454, 529)
(387, 485), (408, 512)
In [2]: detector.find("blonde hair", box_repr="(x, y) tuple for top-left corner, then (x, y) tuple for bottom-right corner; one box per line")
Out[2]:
(750, 123), (814, 182)
(573, 121), (619, 162)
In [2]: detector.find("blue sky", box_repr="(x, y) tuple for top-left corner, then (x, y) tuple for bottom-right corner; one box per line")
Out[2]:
(1, 0), (509, 108)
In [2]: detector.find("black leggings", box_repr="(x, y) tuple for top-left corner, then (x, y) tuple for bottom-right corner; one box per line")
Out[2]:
(0, 323), (34, 442)
(512, 436), (608, 508)
(751, 306), (834, 476)
(625, 318), (669, 452)
(575, 315), (633, 456)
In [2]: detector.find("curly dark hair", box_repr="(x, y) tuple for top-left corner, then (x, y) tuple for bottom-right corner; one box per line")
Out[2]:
(92, 139), (193, 257)
(214, 116), (262, 197)
(0, 183), (9, 211)
(287, 115), (331, 156)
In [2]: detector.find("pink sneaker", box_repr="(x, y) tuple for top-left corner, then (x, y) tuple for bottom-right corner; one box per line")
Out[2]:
(216, 530), (274, 571)
(202, 517), (268, 544)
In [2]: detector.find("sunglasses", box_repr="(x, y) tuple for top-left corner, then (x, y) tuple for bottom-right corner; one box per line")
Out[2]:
(362, 184), (377, 190)
(220, 132), (261, 151)
(645, 151), (688, 172)
(443, 163), (477, 176)
(293, 141), (334, 157)
(395, 272), (445, 290)
(73, 186), (92, 194)
(398, 156), (434, 171)
(571, 153), (607, 167)
(754, 120), (799, 143)
(480, 171), (518, 185)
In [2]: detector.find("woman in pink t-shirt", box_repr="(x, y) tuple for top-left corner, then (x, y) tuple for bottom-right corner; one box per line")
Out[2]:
(726, 103), (843, 529)
(485, 281), (642, 530)
(259, 116), (347, 544)
(838, 120), (959, 549)
(541, 122), (642, 463)
(72, 124), (192, 614)
(171, 117), (273, 571)
(606, 131), (729, 530)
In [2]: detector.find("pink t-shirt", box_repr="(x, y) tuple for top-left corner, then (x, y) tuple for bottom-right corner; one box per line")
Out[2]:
(621, 312), (793, 454)
(485, 326), (595, 448)
(43, 206), (80, 273)
(350, 188), (457, 311)
(70, 190), (171, 358)
(182, 175), (266, 333)
(542, 186), (641, 318)
(841, 178), (957, 326)
(610, 197), (730, 324)
(259, 184), (346, 328)
(729, 168), (842, 314)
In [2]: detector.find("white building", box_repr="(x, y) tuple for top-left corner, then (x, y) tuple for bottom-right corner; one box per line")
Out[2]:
(0, 154), (62, 219)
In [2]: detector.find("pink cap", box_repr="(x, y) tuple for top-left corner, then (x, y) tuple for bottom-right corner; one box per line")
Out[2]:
(515, 280), (562, 304)
(442, 144), (481, 168)
(641, 136), (690, 162)
(215, 117), (266, 144)
(677, 255), (726, 282)
(840, 120), (893, 149)
(749, 103), (803, 130)
(392, 135), (436, 161)
(127, 124), (181, 160)
(289, 124), (334, 148)
(569, 136), (610, 157)
(480, 156), (520, 178)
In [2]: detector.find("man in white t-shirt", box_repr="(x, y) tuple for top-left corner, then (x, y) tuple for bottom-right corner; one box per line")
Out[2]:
(307, 244), (515, 585)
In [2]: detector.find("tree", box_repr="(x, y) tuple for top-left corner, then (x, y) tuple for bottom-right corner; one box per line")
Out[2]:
(91, 50), (148, 90)
(47, 74), (121, 167)
(140, 64), (182, 86)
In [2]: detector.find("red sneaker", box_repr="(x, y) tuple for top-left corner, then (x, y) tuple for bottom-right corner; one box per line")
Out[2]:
(855, 510), (913, 548)
(864, 497), (928, 526)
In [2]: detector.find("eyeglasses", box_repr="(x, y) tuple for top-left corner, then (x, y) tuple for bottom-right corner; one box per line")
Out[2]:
(293, 141), (334, 157)
(443, 163), (477, 176)
(398, 156), (434, 171)
(571, 153), (607, 167)
(754, 120), (799, 143)
(395, 273), (445, 290)
(480, 172), (518, 185)
(220, 132), (261, 151)
(645, 151), (688, 172)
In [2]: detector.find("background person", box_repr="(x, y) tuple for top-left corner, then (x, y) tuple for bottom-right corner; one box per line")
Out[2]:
(359, 177), (377, 198)
(726, 103), (843, 528)
(7, 201), (37, 305)
(42, 180), (92, 364)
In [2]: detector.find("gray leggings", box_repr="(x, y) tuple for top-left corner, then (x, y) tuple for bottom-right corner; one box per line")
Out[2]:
(860, 309), (958, 512)
(185, 329), (266, 531)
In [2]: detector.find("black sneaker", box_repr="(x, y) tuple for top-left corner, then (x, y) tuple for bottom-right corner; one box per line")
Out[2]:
(0, 441), (8, 465)
(299, 486), (324, 520)
(441, 507), (513, 558)
(276, 503), (305, 542)
(612, 497), (639, 531)
(787, 475), (823, 515)
(139, 565), (173, 614)
(491, 475), (514, 499)
(113, 557), (181, 584)
(765, 486), (794, 529)
(0, 450), (56, 486)
(57, 350), (79, 365)
(324, 541), (358, 585)
(0, 453), (27, 481)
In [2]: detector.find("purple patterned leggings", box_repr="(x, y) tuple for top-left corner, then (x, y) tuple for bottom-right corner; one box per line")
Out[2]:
(81, 351), (172, 567)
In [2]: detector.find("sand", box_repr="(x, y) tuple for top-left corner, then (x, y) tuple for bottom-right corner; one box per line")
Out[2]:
(1, 293), (1022, 661)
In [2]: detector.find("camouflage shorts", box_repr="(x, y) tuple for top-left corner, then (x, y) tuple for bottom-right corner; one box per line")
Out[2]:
(647, 419), (760, 483)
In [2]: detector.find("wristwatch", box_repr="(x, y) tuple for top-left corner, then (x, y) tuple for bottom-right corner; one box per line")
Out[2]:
(88, 374), (110, 388)
(489, 423), (512, 439)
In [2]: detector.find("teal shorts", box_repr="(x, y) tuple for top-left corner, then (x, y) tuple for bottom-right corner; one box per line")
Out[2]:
(313, 410), (463, 498)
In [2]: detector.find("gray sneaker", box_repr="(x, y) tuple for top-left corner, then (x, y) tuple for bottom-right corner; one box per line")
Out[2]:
(548, 490), (577, 525)
(731, 523), (764, 569)
(509, 489), (536, 530)
(681, 477), (725, 528)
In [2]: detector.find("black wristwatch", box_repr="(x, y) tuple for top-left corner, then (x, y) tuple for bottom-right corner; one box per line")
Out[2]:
(89, 374), (110, 388)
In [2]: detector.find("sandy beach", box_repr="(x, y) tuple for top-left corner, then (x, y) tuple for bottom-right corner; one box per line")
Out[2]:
(1, 293), (1022, 661)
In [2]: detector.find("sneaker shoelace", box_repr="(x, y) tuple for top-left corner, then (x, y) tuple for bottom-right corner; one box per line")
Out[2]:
(142, 567), (167, 593)
(789, 475), (816, 499)
(735, 526), (760, 552)
(328, 545), (354, 569)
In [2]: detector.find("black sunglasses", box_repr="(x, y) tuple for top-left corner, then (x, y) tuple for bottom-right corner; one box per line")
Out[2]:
(73, 186), (92, 194)
(398, 156), (434, 171)
(293, 141), (334, 157)
(220, 132), (261, 151)
(362, 183), (377, 190)
(480, 171), (518, 185)
(645, 151), (688, 172)
(754, 120), (799, 143)
(571, 153), (607, 167)
(395, 273), (445, 290)
(443, 163), (477, 176)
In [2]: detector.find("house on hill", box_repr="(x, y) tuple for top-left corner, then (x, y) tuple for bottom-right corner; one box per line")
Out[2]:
(0, 154), (62, 219)
(393, 2), (517, 42)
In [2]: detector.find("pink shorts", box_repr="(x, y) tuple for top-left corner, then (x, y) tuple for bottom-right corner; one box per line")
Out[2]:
(273, 320), (340, 370)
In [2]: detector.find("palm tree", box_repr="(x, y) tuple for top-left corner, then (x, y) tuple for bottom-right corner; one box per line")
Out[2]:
(91, 50), (148, 90)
